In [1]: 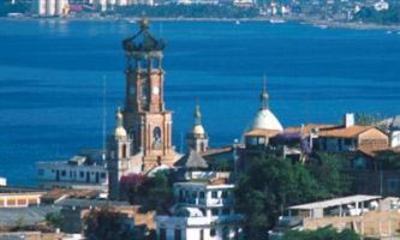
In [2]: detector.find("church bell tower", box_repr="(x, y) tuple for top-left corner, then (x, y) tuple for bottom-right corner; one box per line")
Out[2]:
(122, 18), (176, 172)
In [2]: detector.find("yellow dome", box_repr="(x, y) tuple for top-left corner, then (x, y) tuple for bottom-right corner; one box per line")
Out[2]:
(115, 126), (127, 139)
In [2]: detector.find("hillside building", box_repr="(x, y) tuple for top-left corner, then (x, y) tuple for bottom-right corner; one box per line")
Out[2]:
(374, 0), (389, 11)
(379, 115), (400, 148)
(32, 0), (69, 17)
(269, 195), (400, 239)
(156, 179), (243, 240)
(0, 187), (45, 208)
(240, 82), (284, 166)
(36, 151), (108, 192)
(285, 113), (389, 154)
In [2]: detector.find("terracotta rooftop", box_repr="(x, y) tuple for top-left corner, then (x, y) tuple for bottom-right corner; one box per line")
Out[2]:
(245, 128), (281, 137)
(318, 125), (374, 138)
(41, 188), (100, 203)
(286, 124), (379, 139)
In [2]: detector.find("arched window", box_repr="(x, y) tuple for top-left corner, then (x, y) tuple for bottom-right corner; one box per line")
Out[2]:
(152, 127), (162, 149)
(200, 142), (205, 152)
(122, 144), (127, 158)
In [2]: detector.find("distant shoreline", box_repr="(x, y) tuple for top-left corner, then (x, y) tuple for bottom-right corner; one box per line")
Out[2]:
(2, 15), (400, 31)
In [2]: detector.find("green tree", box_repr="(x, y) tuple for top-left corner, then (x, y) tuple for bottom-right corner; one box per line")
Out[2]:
(283, 226), (360, 240)
(308, 152), (351, 197)
(145, 171), (174, 213)
(212, 158), (232, 172)
(235, 156), (323, 239)
(354, 112), (381, 126)
(125, 170), (173, 213)
(84, 206), (135, 240)
(45, 212), (64, 229)
(235, 153), (351, 239)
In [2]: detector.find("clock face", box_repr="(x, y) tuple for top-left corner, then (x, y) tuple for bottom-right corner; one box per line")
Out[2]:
(152, 86), (160, 95)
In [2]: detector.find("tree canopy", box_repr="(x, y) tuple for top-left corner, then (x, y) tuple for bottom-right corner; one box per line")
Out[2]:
(84, 206), (135, 240)
(123, 170), (174, 213)
(235, 153), (351, 239)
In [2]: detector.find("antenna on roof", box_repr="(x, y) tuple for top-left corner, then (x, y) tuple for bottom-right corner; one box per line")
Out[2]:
(179, 131), (184, 153)
(263, 73), (267, 93)
(102, 75), (107, 161)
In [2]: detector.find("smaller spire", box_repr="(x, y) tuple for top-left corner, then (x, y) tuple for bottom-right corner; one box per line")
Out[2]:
(115, 107), (127, 139)
(191, 99), (206, 137)
(194, 99), (202, 126)
(260, 75), (269, 109)
(116, 107), (123, 127)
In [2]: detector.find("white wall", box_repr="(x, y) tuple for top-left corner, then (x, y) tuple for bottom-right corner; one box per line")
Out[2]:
(391, 131), (400, 148)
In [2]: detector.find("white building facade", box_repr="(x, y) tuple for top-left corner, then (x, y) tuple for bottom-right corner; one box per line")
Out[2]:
(156, 181), (243, 240)
(36, 154), (108, 192)
(33, 0), (69, 17)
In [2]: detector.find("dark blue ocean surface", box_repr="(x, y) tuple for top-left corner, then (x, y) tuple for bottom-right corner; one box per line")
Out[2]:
(0, 19), (399, 185)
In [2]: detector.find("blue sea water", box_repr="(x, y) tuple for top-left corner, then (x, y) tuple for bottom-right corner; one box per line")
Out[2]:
(0, 19), (400, 186)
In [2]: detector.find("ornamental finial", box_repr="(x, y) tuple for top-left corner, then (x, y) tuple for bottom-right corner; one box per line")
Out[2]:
(116, 107), (123, 127)
(260, 74), (269, 110)
(194, 99), (202, 126)
(138, 17), (149, 31)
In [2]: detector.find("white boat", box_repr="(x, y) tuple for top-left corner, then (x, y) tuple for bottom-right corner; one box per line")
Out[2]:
(235, 20), (241, 25)
(386, 30), (392, 34)
(269, 19), (286, 24)
(314, 24), (328, 29)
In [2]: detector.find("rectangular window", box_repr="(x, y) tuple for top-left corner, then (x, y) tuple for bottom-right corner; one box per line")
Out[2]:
(38, 169), (44, 176)
(200, 229), (204, 240)
(222, 208), (230, 215)
(61, 170), (66, 177)
(199, 191), (205, 199)
(221, 191), (228, 199)
(211, 208), (219, 216)
(100, 173), (106, 179)
(211, 191), (218, 199)
(388, 178), (400, 194)
(80, 171), (84, 178)
(7, 199), (16, 206)
(210, 228), (216, 237)
(160, 228), (166, 240)
(17, 199), (27, 206)
(174, 229), (181, 240)
(28, 198), (38, 205)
